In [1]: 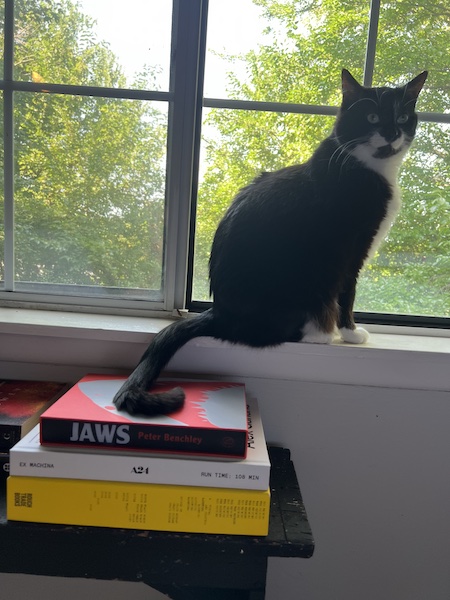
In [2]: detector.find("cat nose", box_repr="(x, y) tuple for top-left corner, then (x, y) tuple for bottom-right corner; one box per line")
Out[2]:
(383, 130), (401, 144)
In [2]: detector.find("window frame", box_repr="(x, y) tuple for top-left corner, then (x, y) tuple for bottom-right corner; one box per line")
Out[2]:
(186, 0), (450, 329)
(0, 0), (449, 329)
(0, 0), (206, 316)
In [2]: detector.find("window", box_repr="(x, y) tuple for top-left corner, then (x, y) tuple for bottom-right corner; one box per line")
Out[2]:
(1, 0), (449, 327)
(1, 0), (179, 312)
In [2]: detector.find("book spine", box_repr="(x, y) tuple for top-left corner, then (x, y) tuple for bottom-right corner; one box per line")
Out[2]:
(0, 452), (9, 481)
(11, 398), (270, 489)
(7, 476), (270, 536)
(0, 424), (20, 450)
(40, 419), (247, 458)
(9, 447), (269, 490)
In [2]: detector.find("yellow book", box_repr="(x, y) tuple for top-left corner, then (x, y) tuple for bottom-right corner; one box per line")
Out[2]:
(7, 476), (270, 536)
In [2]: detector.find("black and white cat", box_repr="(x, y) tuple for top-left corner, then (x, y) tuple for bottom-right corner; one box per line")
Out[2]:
(114, 69), (428, 415)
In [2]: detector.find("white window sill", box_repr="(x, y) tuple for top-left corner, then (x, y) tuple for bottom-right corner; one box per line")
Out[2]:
(1, 307), (449, 392)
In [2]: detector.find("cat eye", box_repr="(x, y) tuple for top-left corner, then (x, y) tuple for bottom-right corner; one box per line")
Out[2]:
(397, 114), (409, 124)
(367, 113), (380, 124)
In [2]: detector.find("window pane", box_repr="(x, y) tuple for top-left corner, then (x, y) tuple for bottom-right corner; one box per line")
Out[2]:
(0, 2), (4, 79)
(374, 1), (450, 114)
(356, 122), (450, 318)
(0, 89), (3, 287)
(14, 0), (172, 91)
(193, 111), (450, 319)
(193, 109), (335, 301)
(204, 0), (370, 104)
(15, 92), (167, 298)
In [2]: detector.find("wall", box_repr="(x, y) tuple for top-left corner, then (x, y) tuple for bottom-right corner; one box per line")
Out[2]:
(1, 311), (449, 599)
(253, 378), (450, 600)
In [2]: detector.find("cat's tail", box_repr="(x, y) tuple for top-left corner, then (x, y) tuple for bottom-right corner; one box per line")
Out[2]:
(113, 308), (218, 416)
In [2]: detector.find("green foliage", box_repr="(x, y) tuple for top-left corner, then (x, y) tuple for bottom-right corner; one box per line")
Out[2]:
(194, 0), (450, 317)
(1, 0), (167, 290)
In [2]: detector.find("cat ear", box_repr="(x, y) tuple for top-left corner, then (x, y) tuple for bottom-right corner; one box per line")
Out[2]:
(404, 71), (428, 99)
(341, 69), (363, 96)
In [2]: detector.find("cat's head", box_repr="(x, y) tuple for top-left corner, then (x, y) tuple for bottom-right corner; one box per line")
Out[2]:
(335, 70), (428, 164)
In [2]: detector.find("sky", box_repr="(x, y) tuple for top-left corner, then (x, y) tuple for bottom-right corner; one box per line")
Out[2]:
(77, 0), (268, 97)
(75, 0), (276, 183)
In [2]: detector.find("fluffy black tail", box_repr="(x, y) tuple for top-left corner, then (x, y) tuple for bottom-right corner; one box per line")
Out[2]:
(113, 309), (217, 416)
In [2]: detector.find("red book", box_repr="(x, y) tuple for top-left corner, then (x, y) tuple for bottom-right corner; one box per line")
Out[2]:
(40, 374), (248, 458)
(0, 380), (69, 450)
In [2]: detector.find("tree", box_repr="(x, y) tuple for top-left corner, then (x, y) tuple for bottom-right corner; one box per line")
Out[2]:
(194, 0), (450, 317)
(1, 0), (167, 290)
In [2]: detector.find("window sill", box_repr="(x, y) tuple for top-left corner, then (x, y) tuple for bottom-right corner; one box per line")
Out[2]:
(0, 307), (449, 392)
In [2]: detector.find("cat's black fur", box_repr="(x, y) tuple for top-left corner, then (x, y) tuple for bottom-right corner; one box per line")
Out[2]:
(114, 69), (428, 416)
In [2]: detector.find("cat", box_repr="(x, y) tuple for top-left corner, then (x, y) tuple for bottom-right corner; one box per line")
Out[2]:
(113, 69), (428, 416)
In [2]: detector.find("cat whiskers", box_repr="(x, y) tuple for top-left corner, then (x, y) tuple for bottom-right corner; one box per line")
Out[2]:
(339, 149), (358, 175)
(346, 97), (378, 112)
(328, 139), (356, 166)
(328, 138), (362, 174)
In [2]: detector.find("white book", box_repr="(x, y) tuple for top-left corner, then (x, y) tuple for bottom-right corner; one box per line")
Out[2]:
(9, 396), (270, 490)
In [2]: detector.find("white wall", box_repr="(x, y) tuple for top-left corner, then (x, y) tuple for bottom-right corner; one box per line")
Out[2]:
(1, 313), (450, 599)
(253, 378), (450, 600)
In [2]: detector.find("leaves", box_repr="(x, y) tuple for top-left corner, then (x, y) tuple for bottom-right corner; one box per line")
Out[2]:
(194, 0), (450, 317)
(2, 0), (168, 291)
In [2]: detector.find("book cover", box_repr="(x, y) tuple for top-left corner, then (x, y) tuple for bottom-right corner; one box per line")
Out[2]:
(7, 475), (270, 536)
(11, 396), (270, 490)
(40, 375), (248, 458)
(0, 380), (69, 450)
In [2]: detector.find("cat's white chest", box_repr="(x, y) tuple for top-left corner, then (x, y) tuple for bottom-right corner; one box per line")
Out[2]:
(366, 181), (401, 261)
(350, 142), (404, 262)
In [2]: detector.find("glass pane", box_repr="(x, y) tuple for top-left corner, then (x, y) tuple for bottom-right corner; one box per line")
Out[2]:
(204, 0), (370, 105)
(0, 89), (3, 287)
(193, 109), (335, 301)
(0, 1), (4, 79)
(194, 110), (450, 318)
(15, 92), (168, 296)
(356, 121), (450, 318)
(374, 0), (450, 114)
(14, 0), (172, 91)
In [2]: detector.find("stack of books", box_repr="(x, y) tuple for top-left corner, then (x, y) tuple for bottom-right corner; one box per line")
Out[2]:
(7, 374), (271, 536)
(0, 379), (69, 484)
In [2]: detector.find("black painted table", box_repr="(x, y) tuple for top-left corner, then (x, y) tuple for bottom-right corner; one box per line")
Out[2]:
(0, 447), (314, 599)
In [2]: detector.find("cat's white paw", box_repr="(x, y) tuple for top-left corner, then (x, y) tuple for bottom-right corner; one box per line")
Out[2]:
(339, 326), (370, 344)
(302, 321), (335, 344)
